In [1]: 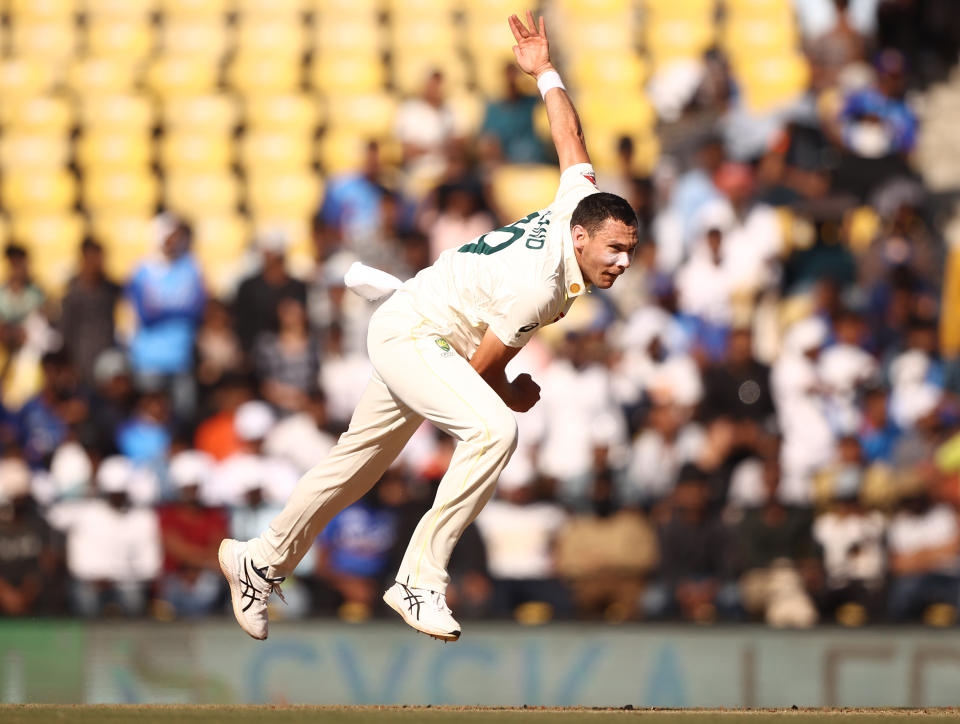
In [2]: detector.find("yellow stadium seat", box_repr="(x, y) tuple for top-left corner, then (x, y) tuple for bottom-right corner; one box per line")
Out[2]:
(226, 54), (301, 95)
(724, 0), (790, 16)
(9, 0), (75, 19)
(0, 58), (57, 98)
(0, 95), (74, 134)
(239, 130), (312, 172)
(78, 94), (155, 130)
(12, 214), (85, 294)
(724, 18), (798, 60)
(161, 0), (232, 16)
(316, 131), (371, 175)
(309, 53), (385, 94)
(556, 0), (633, 14)
(67, 57), (138, 96)
(159, 131), (234, 171)
(473, 51), (530, 97)
(737, 53), (810, 112)
(312, 16), (384, 53)
(447, 91), (485, 137)
(84, 170), (159, 215)
(164, 172), (241, 218)
(644, 0), (715, 16)
(645, 17), (716, 65)
(236, 0), (306, 13)
(579, 90), (657, 134)
(314, 0), (381, 16)
(246, 171), (323, 217)
(192, 215), (252, 297)
(324, 93), (396, 136)
(145, 55), (219, 97)
(588, 130), (661, 174)
(556, 19), (636, 54)
(76, 131), (152, 170)
(10, 20), (77, 61)
(160, 19), (233, 59)
(0, 217), (7, 248)
(490, 165), (560, 223)
(87, 17), (155, 59)
(568, 53), (649, 91)
(0, 133), (71, 169)
(236, 17), (306, 57)
(246, 94), (323, 132)
(385, 0), (456, 18)
(388, 19), (459, 54)
(91, 215), (154, 280)
(392, 53), (469, 96)
(2, 170), (77, 214)
(83, 0), (158, 18)
(161, 94), (240, 132)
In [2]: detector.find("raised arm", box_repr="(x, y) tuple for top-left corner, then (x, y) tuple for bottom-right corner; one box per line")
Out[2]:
(509, 11), (590, 171)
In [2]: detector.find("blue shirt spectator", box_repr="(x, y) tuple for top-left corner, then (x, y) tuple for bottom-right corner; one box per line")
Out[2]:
(127, 215), (206, 377)
(318, 500), (398, 578)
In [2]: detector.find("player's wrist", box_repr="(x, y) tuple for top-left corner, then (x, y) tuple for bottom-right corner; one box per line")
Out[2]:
(533, 64), (557, 80)
(536, 68), (565, 99)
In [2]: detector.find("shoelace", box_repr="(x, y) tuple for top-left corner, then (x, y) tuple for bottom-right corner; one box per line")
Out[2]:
(430, 590), (451, 614)
(264, 580), (287, 605)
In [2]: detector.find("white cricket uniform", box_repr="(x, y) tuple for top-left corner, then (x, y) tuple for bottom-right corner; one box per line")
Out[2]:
(248, 163), (599, 592)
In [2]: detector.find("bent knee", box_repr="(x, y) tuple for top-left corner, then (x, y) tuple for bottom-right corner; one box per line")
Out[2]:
(483, 409), (518, 456)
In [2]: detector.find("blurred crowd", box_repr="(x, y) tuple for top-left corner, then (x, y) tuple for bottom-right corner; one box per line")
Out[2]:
(2, 0), (960, 628)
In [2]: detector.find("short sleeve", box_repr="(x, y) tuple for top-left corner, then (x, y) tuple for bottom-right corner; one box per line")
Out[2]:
(486, 286), (554, 349)
(554, 162), (599, 208)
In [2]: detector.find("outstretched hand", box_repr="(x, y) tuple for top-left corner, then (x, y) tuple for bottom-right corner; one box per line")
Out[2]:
(508, 11), (553, 79)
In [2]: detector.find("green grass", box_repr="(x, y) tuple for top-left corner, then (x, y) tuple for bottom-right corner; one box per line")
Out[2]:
(4, 707), (960, 724)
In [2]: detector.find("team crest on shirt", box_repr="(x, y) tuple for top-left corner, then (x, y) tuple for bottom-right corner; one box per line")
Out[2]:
(582, 171), (597, 186)
(434, 337), (455, 357)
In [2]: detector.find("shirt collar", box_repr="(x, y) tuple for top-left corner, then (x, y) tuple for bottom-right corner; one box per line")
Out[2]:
(562, 224), (588, 298)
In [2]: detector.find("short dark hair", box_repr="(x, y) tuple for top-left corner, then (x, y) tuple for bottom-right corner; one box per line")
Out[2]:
(570, 192), (638, 237)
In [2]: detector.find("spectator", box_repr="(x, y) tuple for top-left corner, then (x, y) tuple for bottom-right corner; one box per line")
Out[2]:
(232, 230), (308, 354)
(643, 466), (739, 622)
(318, 140), (388, 244)
(156, 451), (227, 618)
(195, 299), (244, 396)
(319, 322), (373, 433)
(886, 477), (960, 622)
(81, 348), (134, 457)
(819, 309), (879, 429)
(736, 458), (820, 628)
(858, 383), (900, 463)
(50, 456), (161, 617)
(59, 239), (121, 388)
(669, 133), (725, 249)
(0, 457), (65, 615)
(555, 473), (659, 620)
(701, 326), (775, 426)
(425, 181), (497, 262)
(193, 374), (254, 462)
(254, 296), (320, 415)
(127, 214), (206, 421)
(16, 350), (88, 469)
(475, 476), (573, 620)
(394, 69), (457, 190)
(115, 387), (173, 473)
(263, 389), (336, 475)
(478, 62), (547, 165)
(0, 244), (44, 331)
(806, 0), (868, 93)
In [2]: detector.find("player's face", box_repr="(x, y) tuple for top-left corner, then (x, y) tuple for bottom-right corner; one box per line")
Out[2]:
(573, 219), (638, 289)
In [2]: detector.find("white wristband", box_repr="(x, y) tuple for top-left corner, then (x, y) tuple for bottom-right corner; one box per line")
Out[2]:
(537, 70), (565, 98)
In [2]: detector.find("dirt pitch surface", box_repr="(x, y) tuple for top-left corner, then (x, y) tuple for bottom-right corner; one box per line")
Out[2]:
(4, 706), (960, 724)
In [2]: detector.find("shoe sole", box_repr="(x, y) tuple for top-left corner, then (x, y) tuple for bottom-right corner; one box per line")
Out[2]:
(218, 539), (267, 641)
(383, 590), (461, 642)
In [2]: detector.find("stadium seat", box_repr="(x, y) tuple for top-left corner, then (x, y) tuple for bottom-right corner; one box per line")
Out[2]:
(316, 131), (368, 175)
(555, 19), (635, 55)
(164, 172), (241, 219)
(323, 93), (397, 136)
(0, 217), (7, 248)
(0, 58), (58, 98)
(161, 94), (240, 132)
(736, 53), (810, 112)
(473, 51), (531, 97)
(490, 165), (560, 223)
(235, 0), (307, 14)
(724, 0), (791, 17)
(76, 131), (152, 171)
(146, 55), (220, 97)
(588, 130), (661, 174)
(0, 133), (71, 170)
(8, 0), (76, 19)
(78, 94), (155, 130)
(226, 54), (301, 95)
(192, 218), (252, 297)
(12, 214), (85, 295)
(1, 170), (77, 214)
(245, 171), (323, 217)
(568, 53), (649, 92)
(309, 53), (385, 94)
(159, 18), (233, 59)
(645, 17), (716, 66)
(388, 19), (459, 54)
(10, 20), (77, 62)
(0, 95), (74, 134)
(578, 90), (657, 135)
(160, 131), (234, 172)
(313, 0), (381, 16)
(83, 170), (159, 215)
(447, 92), (486, 137)
(723, 17), (798, 60)
(249, 215), (314, 275)
(239, 130), (313, 172)
(236, 16), (306, 58)
(160, 0), (232, 16)
(82, 0), (158, 19)
(67, 57), (139, 96)
(386, 0), (457, 19)
(246, 94), (323, 133)
(392, 53), (469, 96)
(644, 0), (715, 16)
(312, 16), (385, 54)
(86, 17), (155, 59)
(91, 215), (154, 281)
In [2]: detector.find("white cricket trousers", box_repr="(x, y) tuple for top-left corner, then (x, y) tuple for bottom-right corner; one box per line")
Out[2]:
(247, 290), (518, 592)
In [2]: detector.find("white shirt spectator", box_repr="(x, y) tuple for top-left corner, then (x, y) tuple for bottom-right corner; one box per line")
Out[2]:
(819, 343), (878, 431)
(675, 239), (737, 326)
(49, 499), (161, 583)
(321, 351), (373, 430)
(264, 413), (336, 475)
(813, 510), (886, 588)
(722, 204), (783, 292)
(888, 504), (960, 574)
(206, 454), (300, 507)
(475, 498), (566, 580)
(623, 423), (705, 503)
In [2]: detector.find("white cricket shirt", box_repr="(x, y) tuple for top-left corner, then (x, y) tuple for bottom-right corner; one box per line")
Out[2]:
(397, 163), (599, 357)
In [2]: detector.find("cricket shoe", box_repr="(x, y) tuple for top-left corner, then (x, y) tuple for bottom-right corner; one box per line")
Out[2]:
(218, 538), (285, 640)
(383, 582), (461, 641)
